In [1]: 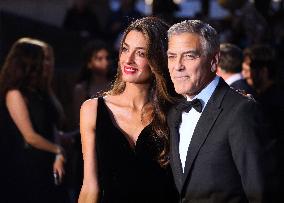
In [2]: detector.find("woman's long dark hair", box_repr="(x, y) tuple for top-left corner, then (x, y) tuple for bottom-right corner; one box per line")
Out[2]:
(0, 38), (45, 97)
(0, 38), (64, 126)
(108, 17), (177, 167)
(77, 40), (110, 88)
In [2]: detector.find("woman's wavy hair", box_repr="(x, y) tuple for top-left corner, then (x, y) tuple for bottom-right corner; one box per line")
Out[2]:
(0, 38), (64, 125)
(108, 17), (177, 167)
(0, 38), (47, 97)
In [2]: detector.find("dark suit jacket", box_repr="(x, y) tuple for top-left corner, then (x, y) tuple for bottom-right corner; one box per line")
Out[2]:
(168, 79), (278, 203)
(230, 79), (256, 96)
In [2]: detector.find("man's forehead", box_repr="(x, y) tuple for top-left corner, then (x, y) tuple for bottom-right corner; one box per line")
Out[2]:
(168, 37), (202, 54)
(168, 32), (200, 41)
(168, 33), (201, 46)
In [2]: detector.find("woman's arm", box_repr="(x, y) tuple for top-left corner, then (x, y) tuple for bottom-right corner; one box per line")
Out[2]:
(6, 90), (62, 154)
(78, 98), (99, 203)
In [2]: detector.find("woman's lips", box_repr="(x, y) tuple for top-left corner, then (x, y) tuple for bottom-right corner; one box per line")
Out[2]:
(124, 66), (138, 74)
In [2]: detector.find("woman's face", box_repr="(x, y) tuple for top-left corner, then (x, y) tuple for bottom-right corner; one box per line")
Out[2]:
(119, 30), (152, 84)
(242, 56), (253, 86)
(88, 49), (110, 76)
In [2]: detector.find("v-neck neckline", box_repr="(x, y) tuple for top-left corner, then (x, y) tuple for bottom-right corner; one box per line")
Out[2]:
(100, 97), (151, 151)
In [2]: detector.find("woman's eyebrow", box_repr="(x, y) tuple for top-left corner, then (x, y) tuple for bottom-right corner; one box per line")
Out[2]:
(123, 42), (146, 50)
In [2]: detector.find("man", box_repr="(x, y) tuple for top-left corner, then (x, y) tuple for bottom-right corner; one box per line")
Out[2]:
(166, 20), (277, 203)
(217, 43), (255, 95)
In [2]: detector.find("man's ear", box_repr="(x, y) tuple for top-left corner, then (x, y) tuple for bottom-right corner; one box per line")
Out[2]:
(213, 52), (220, 66)
(210, 52), (220, 72)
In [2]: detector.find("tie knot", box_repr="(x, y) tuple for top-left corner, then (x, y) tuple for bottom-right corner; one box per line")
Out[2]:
(176, 99), (203, 113)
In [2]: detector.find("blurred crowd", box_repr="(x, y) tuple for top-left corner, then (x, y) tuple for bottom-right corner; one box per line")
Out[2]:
(0, 0), (283, 202)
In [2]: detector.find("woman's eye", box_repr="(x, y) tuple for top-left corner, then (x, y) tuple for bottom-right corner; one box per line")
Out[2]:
(136, 50), (145, 57)
(167, 55), (175, 59)
(121, 46), (128, 53)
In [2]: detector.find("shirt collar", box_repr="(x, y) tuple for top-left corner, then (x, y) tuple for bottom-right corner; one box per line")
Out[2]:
(186, 76), (220, 111)
(225, 73), (243, 85)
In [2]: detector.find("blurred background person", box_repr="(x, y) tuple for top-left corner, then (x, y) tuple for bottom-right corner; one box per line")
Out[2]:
(107, 0), (143, 50)
(247, 44), (284, 188)
(247, 44), (284, 136)
(0, 38), (68, 203)
(70, 39), (112, 199)
(217, 43), (255, 95)
(218, 0), (270, 47)
(73, 39), (112, 126)
(152, 0), (179, 24)
(242, 47), (254, 88)
(63, 0), (103, 39)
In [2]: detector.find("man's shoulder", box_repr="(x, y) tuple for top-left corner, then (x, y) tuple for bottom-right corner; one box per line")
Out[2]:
(230, 79), (246, 88)
(230, 79), (255, 95)
(217, 87), (265, 129)
(222, 86), (257, 109)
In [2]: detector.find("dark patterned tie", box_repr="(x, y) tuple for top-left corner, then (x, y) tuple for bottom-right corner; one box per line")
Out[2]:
(176, 99), (203, 113)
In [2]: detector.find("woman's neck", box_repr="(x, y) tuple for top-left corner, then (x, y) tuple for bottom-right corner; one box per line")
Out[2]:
(121, 83), (150, 110)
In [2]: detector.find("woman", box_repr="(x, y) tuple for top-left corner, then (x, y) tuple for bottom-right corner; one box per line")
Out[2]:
(73, 40), (112, 125)
(0, 38), (66, 203)
(72, 40), (112, 199)
(79, 17), (178, 202)
(242, 47), (254, 87)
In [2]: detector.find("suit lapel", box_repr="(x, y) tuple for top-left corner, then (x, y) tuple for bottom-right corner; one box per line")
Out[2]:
(181, 79), (229, 188)
(168, 105), (184, 193)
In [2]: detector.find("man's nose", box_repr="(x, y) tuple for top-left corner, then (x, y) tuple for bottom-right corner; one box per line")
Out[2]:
(173, 55), (185, 71)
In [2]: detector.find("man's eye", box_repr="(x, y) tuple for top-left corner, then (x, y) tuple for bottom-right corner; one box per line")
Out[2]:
(167, 55), (175, 59)
(184, 54), (198, 60)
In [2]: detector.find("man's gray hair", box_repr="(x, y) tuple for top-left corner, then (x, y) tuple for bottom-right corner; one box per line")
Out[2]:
(168, 20), (220, 57)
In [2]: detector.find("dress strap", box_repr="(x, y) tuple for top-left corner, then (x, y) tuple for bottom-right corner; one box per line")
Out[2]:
(96, 97), (112, 128)
(97, 97), (104, 105)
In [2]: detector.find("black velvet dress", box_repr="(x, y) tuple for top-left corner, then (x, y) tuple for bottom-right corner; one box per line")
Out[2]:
(0, 91), (66, 203)
(95, 97), (178, 203)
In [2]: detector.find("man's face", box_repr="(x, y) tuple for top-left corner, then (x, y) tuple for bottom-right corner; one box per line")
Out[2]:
(167, 33), (216, 97)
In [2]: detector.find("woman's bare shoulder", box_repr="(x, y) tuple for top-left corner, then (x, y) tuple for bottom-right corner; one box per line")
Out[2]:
(6, 89), (23, 98)
(6, 89), (27, 105)
(80, 98), (100, 128)
(81, 98), (99, 113)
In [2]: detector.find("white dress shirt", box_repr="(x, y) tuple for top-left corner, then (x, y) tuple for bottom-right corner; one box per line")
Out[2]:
(179, 76), (220, 172)
(225, 73), (243, 85)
